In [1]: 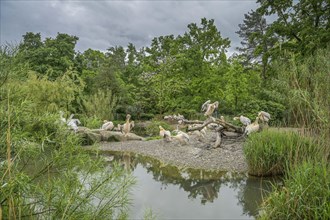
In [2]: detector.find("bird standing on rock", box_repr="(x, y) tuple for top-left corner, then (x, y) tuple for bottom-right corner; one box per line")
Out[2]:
(122, 114), (134, 137)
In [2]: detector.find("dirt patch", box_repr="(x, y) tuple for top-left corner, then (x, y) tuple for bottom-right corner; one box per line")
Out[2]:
(86, 130), (248, 173)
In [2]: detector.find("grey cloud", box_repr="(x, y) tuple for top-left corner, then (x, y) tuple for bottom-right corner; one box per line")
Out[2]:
(1, 0), (258, 53)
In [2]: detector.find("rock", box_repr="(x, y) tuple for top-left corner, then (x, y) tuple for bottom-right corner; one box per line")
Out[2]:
(77, 127), (145, 145)
(77, 128), (102, 145)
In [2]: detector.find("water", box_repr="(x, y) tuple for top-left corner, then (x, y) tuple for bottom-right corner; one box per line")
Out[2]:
(104, 152), (278, 219)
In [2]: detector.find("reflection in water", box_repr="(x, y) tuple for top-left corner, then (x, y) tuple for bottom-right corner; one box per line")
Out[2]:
(104, 152), (280, 219)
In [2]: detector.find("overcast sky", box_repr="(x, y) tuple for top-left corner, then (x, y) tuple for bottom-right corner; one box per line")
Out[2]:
(1, 0), (258, 54)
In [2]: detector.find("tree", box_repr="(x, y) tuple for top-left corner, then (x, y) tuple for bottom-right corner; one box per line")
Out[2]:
(18, 32), (79, 79)
(257, 0), (330, 55)
(43, 33), (79, 79)
(236, 10), (276, 81)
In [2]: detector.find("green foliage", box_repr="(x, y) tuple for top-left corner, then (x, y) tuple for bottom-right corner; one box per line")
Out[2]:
(83, 89), (117, 121)
(19, 71), (84, 114)
(243, 130), (325, 176)
(79, 114), (103, 129)
(18, 32), (79, 79)
(142, 18), (230, 114)
(270, 45), (330, 133)
(0, 51), (135, 218)
(257, 0), (330, 55)
(260, 161), (330, 220)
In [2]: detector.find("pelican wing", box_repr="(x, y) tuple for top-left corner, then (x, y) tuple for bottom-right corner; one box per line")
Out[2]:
(213, 101), (219, 109)
(240, 116), (251, 126)
(201, 100), (211, 112)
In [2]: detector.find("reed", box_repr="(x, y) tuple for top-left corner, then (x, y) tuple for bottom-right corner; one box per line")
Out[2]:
(259, 161), (330, 219)
(243, 130), (324, 176)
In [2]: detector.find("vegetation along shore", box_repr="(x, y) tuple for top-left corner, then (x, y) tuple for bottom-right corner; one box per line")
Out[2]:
(1, 1), (329, 219)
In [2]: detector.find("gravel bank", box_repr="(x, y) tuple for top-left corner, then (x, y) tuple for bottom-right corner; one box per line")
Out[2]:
(86, 131), (248, 173)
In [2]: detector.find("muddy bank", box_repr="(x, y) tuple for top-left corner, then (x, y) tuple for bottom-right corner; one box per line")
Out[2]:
(85, 131), (248, 173)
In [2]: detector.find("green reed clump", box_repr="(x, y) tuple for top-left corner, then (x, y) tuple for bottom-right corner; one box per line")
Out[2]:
(244, 130), (322, 176)
(259, 161), (330, 220)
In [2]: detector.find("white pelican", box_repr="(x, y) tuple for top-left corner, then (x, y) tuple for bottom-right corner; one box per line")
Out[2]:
(173, 131), (190, 145)
(201, 100), (211, 112)
(233, 115), (251, 126)
(200, 126), (207, 137)
(159, 125), (171, 142)
(244, 117), (260, 136)
(101, 120), (114, 130)
(258, 111), (271, 123)
(214, 132), (222, 148)
(201, 100), (219, 117)
(67, 118), (81, 133)
(122, 114), (134, 136)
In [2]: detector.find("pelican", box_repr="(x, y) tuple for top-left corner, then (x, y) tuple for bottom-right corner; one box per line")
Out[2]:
(173, 131), (190, 145)
(214, 131), (221, 148)
(201, 100), (211, 112)
(258, 111), (271, 123)
(233, 115), (251, 126)
(201, 100), (219, 117)
(244, 117), (260, 136)
(67, 118), (81, 133)
(191, 129), (205, 142)
(200, 126), (207, 137)
(101, 120), (114, 130)
(159, 125), (171, 142)
(122, 114), (134, 136)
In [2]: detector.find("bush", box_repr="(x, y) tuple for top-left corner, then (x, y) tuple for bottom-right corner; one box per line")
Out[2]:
(260, 161), (330, 220)
(244, 130), (322, 176)
(79, 114), (102, 129)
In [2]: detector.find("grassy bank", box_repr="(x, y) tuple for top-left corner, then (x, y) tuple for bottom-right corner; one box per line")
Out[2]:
(243, 129), (329, 219)
(243, 130), (325, 176)
(260, 161), (330, 219)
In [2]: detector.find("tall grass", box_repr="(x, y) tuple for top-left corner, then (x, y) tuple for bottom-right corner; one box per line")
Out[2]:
(259, 161), (330, 219)
(273, 45), (330, 139)
(252, 46), (330, 219)
(244, 130), (325, 176)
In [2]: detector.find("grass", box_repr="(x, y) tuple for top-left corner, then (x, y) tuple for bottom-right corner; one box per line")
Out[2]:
(243, 129), (330, 219)
(243, 129), (325, 176)
(259, 161), (330, 220)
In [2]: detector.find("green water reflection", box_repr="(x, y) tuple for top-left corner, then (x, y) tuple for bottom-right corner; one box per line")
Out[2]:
(103, 151), (280, 219)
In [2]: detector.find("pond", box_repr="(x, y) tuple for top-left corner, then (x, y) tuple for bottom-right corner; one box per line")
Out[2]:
(104, 152), (280, 219)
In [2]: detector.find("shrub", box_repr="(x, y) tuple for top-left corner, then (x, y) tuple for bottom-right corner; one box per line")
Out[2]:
(79, 114), (102, 129)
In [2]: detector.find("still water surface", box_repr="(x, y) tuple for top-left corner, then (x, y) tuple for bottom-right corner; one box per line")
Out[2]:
(106, 152), (277, 219)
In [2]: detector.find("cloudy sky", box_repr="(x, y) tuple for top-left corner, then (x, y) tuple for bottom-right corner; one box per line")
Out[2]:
(1, 0), (258, 54)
